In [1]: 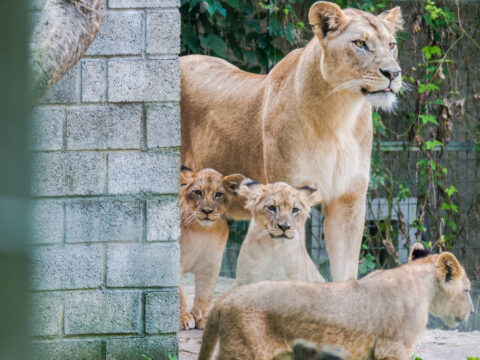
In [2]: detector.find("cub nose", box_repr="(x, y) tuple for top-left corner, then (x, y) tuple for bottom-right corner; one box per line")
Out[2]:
(379, 68), (401, 80)
(278, 223), (291, 232)
(202, 208), (213, 215)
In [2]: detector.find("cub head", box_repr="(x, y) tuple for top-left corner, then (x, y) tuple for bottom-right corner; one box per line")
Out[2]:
(180, 166), (245, 226)
(309, 1), (403, 110)
(411, 247), (475, 328)
(238, 180), (317, 242)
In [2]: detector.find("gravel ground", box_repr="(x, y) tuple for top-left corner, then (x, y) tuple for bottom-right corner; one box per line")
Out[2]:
(179, 275), (480, 360)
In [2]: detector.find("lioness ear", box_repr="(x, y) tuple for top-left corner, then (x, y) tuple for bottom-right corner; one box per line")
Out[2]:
(309, 2), (346, 38)
(296, 185), (318, 207)
(237, 179), (264, 199)
(436, 252), (463, 283)
(378, 6), (403, 33)
(223, 174), (246, 194)
(180, 165), (195, 187)
(409, 243), (431, 261)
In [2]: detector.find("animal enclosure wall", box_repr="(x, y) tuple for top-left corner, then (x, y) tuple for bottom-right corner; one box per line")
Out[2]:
(29, 0), (181, 358)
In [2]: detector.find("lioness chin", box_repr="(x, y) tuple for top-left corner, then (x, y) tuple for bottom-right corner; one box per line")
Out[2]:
(181, 1), (404, 281)
(199, 244), (474, 360)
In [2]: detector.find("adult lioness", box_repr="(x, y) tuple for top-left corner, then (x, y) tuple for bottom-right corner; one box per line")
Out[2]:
(179, 167), (244, 330)
(198, 246), (474, 360)
(233, 180), (324, 287)
(180, 2), (403, 281)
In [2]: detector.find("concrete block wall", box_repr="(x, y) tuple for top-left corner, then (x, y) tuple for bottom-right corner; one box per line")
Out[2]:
(30, 1), (181, 358)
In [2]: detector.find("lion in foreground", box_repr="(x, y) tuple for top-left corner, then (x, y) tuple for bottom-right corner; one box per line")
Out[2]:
(179, 167), (244, 329)
(181, 1), (404, 281)
(198, 246), (474, 360)
(233, 180), (324, 287)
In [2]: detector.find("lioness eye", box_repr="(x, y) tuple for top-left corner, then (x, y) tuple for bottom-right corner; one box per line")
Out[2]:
(193, 190), (203, 196)
(389, 42), (396, 50)
(353, 40), (368, 50)
(267, 205), (276, 212)
(292, 207), (300, 214)
(215, 192), (224, 198)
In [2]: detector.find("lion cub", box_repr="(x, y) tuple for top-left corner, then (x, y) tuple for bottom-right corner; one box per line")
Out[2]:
(179, 166), (244, 330)
(233, 180), (324, 287)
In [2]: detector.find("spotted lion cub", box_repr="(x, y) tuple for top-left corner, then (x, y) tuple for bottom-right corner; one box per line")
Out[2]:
(233, 180), (324, 287)
(179, 166), (244, 330)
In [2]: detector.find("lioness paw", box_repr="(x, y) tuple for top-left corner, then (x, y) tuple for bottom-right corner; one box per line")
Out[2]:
(180, 312), (195, 330)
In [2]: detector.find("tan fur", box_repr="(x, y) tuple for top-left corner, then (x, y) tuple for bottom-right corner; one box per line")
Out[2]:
(199, 248), (474, 360)
(181, 2), (403, 281)
(179, 168), (244, 330)
(233, 181), (324, 287)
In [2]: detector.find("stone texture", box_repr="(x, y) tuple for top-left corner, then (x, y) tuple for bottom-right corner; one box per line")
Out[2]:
(66, 105), (142, 150)
(146, 103), (181, 148)
(108, 60), (180, 102)
(29, 107), (64, 151)
(81, 60), (107, 103)
(66, 199), (142, 243)
(31, 152), (106, 196)
(108, 150), (179, 194)
(106, 335), (178, 360)
(30, 292), (63, 337)
(40, 65), (80, 104)
(146, 196), (180, 241)
(107, 243), (180, 287)
(32, 340), (102, 360)
(29, 199), (64, 245)
(31, 245), (103, 290)
(64, 291), (141, 335)
(145, 291), (179, 334)
(108, 0), (180, 8)
(146, 10), (180, 55)
(87, 11), (143, 56)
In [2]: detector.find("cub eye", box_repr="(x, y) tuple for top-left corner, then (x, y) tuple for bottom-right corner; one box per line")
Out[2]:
(353, 40), (368, 50)
(215, 192), (224, 198)
(389, 42), (396, 50)
(292, 207), (300, 214)
(266, 205), (276, 212)
(193, 190), (203, 196)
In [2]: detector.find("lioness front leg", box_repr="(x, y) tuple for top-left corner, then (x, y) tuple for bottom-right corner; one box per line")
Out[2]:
(374, 339), (410, 360)
(179, 283), (195, 330)
(191, 264), (221, 329)
(323, 189), (366, 281)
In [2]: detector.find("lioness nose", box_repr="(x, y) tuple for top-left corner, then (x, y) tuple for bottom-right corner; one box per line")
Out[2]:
(278, 223), (291, 232)
(379, 68), (401, 80)
(202, 208), (213, 215)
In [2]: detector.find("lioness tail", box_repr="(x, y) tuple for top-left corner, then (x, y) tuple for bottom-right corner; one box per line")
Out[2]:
(198, 308), (220, 360)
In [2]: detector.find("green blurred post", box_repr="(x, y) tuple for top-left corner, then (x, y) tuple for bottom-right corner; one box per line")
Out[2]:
(0, 0), (31, 359)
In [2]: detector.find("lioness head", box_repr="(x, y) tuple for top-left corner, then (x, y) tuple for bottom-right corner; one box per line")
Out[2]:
(309, 1), (403, 110)
(180, 166), (245, 226)
(410, 244), (475, 327)
(238, 180), (317, 241)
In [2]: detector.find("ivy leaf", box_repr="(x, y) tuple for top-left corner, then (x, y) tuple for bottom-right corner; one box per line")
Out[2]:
(200, 34), (228, 56)
(419, 114), (438, 125)
(445, 185), (458, 197)
(421, 45), (442, 60)
(425, 140), (443, 150)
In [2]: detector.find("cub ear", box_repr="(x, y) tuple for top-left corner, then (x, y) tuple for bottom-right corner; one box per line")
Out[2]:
(309, 1), (346, 38)
(223, 174), (246, 194)
(180, 165), (195, 187)
(378, 6), (403, 33)
(409, 243), (431, 261)
(296, 185), (318, 207)
(237, 178), (264, 199)
(436, 252), (463, 283)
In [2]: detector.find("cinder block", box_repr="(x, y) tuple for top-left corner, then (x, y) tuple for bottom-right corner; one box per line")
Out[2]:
(146, 102), (180, 148)
(66, 199), (142, 243)
(31, 245), (103, 290)
(108, 150), (179, 194)
(30, 292), (64, 337)
(33, 340), (102, 360)
(106, 335), (178, 360)
(108, 60), (180, 102)
(86, 11), (143, 56)
(31, 152), (106, 196)
(29, 107), (64, 151)
(64, 290), (141, 335)
(40, 64), (80, 104)
(146, 10), (180, 55)
(106, 243), (180, 287)
(66, 105), (142, 150)
(145, 291), (179, 334)
(108, 0), (180, 8)
(30, 199), (64, 245)
(146, 196), (180, 241)
(81, 60), (107, 103)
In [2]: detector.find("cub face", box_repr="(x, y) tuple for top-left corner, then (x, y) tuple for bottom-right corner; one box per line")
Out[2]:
(180, 166), (244, 227)
(238, 181), (317, 241)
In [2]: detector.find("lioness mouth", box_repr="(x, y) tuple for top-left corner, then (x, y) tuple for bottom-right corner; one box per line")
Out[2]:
(361, 87), (391, 95)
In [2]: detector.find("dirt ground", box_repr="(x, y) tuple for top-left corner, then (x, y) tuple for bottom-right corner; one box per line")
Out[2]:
(179, 274), (480, 360)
